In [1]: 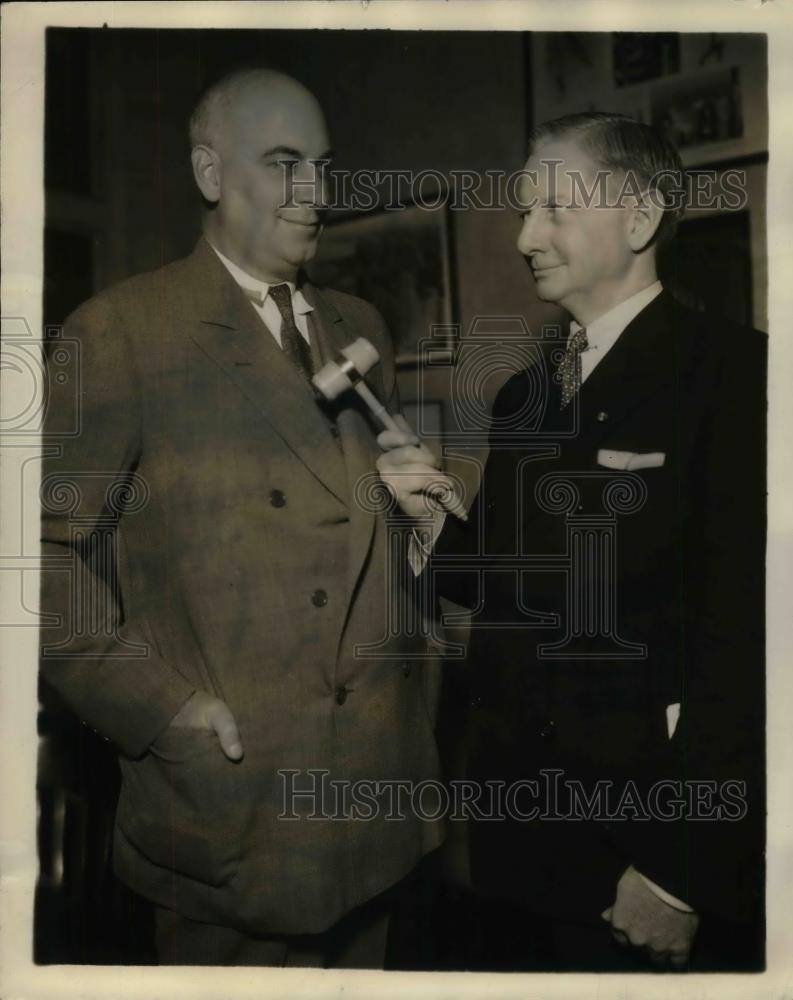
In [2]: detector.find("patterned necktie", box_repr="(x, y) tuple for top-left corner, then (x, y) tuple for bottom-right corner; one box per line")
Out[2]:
(267, 283), (314, 383)
(559, 327), (589, 409)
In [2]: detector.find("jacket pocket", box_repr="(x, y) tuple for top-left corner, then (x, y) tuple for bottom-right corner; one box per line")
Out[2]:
(116, 727), (244, 887)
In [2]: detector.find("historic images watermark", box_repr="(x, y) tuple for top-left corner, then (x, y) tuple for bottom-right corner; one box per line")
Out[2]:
(278, 768), (748, 823)
(277, 162), (749, 214)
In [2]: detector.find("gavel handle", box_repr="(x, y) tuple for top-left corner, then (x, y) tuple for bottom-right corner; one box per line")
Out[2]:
(355, 380), (468, 522)
(354, 381), (402, 433)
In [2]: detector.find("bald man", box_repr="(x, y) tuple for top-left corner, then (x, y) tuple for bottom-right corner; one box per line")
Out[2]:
(39, 68), (444, 966)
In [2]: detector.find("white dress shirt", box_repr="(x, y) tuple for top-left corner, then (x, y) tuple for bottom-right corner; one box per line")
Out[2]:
(210, 244), (314, 346)
(572, 280), (663, 384)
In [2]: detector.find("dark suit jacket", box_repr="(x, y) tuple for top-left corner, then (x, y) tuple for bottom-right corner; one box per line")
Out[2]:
(432, 290), (766, 927)
(39, 237), (444, 935)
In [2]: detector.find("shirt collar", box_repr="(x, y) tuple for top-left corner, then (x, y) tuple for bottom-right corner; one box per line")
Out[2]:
(209, 243), (314, 315)
(570, 281), (663, 350)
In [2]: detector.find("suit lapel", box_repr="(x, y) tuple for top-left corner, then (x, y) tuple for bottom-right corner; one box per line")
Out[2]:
(569, 291), (674, 450)
(185, 240), (349, 507)
(304, 283), (379, 611)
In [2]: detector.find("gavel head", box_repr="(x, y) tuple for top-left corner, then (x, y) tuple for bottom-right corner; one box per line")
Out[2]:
(311, 337), (381, 402)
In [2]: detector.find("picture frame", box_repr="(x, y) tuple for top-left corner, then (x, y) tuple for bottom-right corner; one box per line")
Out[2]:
(613, 32), (681, 88)
(307, 200), (456, 365)
(650, 66), (744, 153)
(530, 32), (768, 168)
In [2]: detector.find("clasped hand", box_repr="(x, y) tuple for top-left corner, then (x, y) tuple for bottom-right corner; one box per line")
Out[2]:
(601, 865), (700, 968)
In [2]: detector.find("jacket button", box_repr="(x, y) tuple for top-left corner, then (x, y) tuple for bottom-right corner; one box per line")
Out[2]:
(470, 694), (482, 710)
(402, 661), (412, 678)
(270, 489), (286, 507)
(539, 719), (556, 741)
(335, 686), (348, 706)
(311, 589), (328, 607)
(596, 411), (609, 423)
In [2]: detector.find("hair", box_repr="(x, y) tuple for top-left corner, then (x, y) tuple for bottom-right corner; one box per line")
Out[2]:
(528, 111), (686, 246)
(188, 66), (297, 150)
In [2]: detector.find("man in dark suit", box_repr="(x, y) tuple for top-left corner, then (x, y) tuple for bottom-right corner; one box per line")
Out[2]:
(39, 68), (444, 966)
(378, 112), (766, 970)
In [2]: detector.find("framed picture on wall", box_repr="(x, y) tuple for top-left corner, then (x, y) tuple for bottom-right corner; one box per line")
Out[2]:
(613, 32), (680, 87)
(531, 32), (767, 169)
(650, 66), (744, 152)
(307, 202), (456, 365)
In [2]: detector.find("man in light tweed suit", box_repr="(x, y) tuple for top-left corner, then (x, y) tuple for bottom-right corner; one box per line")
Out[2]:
(40, 67), (443, 966)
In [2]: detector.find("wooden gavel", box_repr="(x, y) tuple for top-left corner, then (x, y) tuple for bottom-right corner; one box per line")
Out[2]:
(312, 338), (400, 432)
(312, 338), (467, 521)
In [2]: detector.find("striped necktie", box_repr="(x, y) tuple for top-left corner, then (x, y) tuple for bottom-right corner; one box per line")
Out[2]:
(559, 327), (589, 409)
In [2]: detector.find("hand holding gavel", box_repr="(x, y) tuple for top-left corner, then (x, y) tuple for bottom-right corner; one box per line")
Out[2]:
(312, 339), (467, 522)
(374, 416), (467, 522)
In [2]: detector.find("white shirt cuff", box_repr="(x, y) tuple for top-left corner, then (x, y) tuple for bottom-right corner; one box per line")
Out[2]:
(637, 870), (694, 912)
(408, 512), (447, 576)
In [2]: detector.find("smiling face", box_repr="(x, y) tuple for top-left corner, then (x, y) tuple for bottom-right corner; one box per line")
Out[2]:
(193, 76), (332, 283)
(516, 135), (655, 326)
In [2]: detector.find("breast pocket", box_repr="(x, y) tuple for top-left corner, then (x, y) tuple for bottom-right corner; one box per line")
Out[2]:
(596, 448), (666, 471)
(116, 727), (245, 888)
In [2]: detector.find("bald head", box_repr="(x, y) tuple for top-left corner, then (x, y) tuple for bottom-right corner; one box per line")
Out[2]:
(188, 67), (332, 283)
(189, 68), (323, 154)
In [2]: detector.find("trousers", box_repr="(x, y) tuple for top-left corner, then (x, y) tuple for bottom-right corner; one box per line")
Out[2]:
(154, 892), (391, 968)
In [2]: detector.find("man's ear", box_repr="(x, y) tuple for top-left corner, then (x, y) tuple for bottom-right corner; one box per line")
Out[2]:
(191, 145), (222, 204)
(627, 192), (664, 252)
